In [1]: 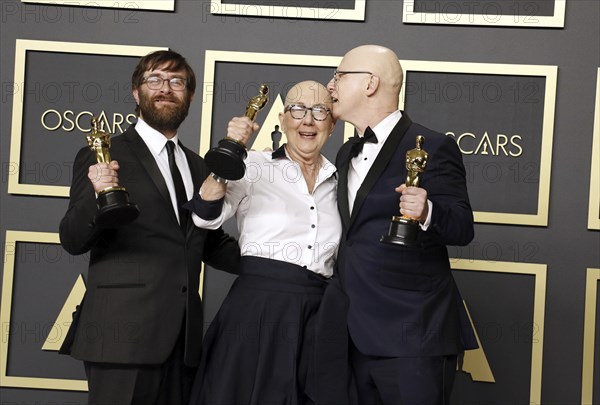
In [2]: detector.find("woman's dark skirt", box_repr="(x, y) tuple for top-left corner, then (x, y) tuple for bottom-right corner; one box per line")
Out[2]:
(189, 256), (349, 405)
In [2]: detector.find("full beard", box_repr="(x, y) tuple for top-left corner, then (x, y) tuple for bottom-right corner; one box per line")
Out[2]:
(139, 94), (191, 133)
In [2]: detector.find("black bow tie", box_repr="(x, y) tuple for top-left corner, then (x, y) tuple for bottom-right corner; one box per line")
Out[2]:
(350, 127), (378, 158)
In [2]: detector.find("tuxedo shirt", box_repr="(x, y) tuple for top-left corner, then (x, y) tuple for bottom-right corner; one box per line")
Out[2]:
(348, 110), (400, 213)
(348, 110), (432, 229)
(135, 118), (193, 224)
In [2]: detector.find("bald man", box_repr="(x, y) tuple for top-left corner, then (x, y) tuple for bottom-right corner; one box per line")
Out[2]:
(328, 45), (478, 404)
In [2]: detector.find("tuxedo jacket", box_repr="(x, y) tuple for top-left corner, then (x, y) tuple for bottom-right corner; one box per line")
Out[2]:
(335, 112), (478, 357)
(59, 126), (240, 367)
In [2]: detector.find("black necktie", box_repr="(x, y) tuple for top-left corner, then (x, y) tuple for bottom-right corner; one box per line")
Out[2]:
(350, 126), (378, 158)
(166, 140), (188, 231)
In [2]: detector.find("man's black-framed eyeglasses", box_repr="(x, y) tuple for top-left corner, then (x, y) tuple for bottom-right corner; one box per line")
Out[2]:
(284, 104), (331, 121)
(142, 76), (187, 91)
(332, 70), (373, 83)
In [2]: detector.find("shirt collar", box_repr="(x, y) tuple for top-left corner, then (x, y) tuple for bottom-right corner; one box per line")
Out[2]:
(370, 110), (402, 145)
(135, 117), (180, 155)
(271, 144), (337, 180)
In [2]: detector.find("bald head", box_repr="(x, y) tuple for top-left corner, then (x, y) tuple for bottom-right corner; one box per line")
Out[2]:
(342, 45), (403, 100)
(284, 80), (332, 106)
(327, 45), (403, 131)
(340, 45), (403, 106)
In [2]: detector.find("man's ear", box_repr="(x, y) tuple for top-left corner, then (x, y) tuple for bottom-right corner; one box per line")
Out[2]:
(366, 75), (379, 96)
(132, 87), (140, 105)
(278, 112), (285, 132)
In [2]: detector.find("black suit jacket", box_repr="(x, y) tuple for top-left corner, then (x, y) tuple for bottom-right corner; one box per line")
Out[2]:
(335, 112), (478, 357)
(59, 126), (240, 366)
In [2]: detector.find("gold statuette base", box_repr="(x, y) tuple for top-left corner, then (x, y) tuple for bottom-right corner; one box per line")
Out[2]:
(205, 137), (248, 181)
(380, 215), (420, 247)
(96, 187), (140, 228)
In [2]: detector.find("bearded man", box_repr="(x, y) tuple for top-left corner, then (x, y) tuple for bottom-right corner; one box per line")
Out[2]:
(59, 50), (240, 405)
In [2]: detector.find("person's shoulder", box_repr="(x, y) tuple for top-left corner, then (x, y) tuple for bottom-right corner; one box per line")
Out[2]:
(108, 126), (137, 145)
(409, 121), (444, 138)
(247, 149), (273, 163)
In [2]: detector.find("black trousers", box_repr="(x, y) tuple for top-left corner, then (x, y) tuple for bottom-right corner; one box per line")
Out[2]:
(350, 340), (458, 405)
(84, 329), (196, 405)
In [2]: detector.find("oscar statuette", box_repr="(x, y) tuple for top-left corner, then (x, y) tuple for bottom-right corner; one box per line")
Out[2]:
(380, 135), (429, 247)
(86, 117), (140, 228)
(205, 84), (269, 181)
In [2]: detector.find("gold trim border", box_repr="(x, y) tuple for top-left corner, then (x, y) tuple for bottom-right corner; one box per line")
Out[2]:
(403, 0), (566, 28)
(581, 268), (599, 405)
(199, 50), (356, 158)
(400, 60), (558, 226)
(7, 39), (167, 198)
(201, 52), (558, 227)
(451, 259), (547, 405)
(210, 0), (365, 21)
(20, 0), (174, 11)
(588, 69), (600, 230)
(0, 230), (88, 391)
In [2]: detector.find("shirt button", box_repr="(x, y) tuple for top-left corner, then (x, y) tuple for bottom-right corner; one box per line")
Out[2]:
(181, 286), (187, 293)
(310, 206), (315, 210)
(311, 224), (315, 228)
(308, 245), (312, 249)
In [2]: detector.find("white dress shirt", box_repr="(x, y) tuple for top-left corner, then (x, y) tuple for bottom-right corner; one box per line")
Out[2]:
(191, 147), (341, 277)
(347, 110), (432, 228)
(135, 118), (193, 224)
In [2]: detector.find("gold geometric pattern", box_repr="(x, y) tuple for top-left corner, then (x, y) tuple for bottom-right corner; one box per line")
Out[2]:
(451, 258), (547, 404)
(20, 0), (174, 11)
(588, 68), (600, 230)
(402, 0), (566, 27)
(42, 275), (85, 352)
(581, 268), (599, 405)
(399, 60), (558, 227)
(461, 301), (495, 382)
(0, 230), (87, 391)
(198, 49), (356, 159)
(208, 0), (366, 21)
(7, 39), (166, 198)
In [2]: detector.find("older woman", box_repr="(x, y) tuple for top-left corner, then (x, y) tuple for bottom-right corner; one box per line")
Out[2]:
(187, 81), (347, 405)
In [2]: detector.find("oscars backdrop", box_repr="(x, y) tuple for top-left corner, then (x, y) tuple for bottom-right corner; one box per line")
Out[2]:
(1, 1), (599, 404)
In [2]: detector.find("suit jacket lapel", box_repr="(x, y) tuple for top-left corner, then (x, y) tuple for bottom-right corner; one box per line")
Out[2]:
(181, 142), (205, 236)
(122, 127), (179, 226)
(349, 113), (413, 227)
(336, 142), (353, 229)
(184, 146), (204, 198)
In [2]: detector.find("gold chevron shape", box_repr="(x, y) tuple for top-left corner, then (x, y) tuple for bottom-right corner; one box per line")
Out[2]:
(460, 300), (495, 382)
(42, 274), (86, 351)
